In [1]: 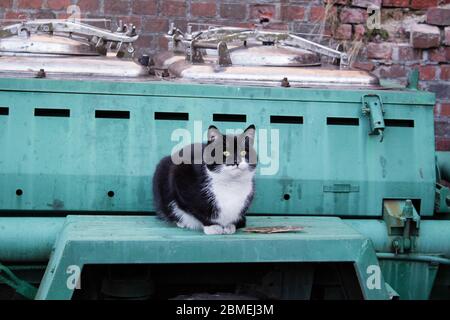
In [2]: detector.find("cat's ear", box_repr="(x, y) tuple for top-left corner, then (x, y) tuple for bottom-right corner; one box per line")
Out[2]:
(242, 124), (256, 145)
(208, 125), (221, 142)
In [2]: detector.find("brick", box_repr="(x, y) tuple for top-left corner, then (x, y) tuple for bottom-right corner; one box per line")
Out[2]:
(379, 65), (407, 78)
(334, 24), (352, 40)
(47, 0), (70, 10)
(441, 65), (450, 80)
(398, 45), (422, 60)
(158, 36), (169, 50)
(352, 0), (381, 8)
(249, 4), (276, 20)
(4, 11), (29, 19)
(134, 34), (153, 50)
(367, 42), (393, 59)
(410, 0), (439, 9)
(429, 47), (450, 62)
(354, 24), (366, 40)
(34, 10), (56, 19)
(192, 2), (216, 18)
(281, 5), (305, 21)
(263, 22), (288, 31)
(352, 61), (375, 71)
(132, 0), (157, 16)
(441, 103), (450, 116)
(17, 0), (42, 9)
(309, 6), (326, 21)
(116, 15), (141, 27)
(419, 65), (437, 80)
(426, 7), (450, 26)
(428, 82), (450, 99)
(436, 120), (450, 139)
(436, 138), (450, 151)
(77, 0), (100, 12)
(0, 0), (13, 8)
(142, 17), (169, 32)
(340, 8), (368, 24)
(162, 0), (186, 17)
(410, 23), (440, 48)
(445, 27), (450, 45)
(104, 0), (130, 15)
(382, 0), (409, 7)
(220, 3), (246, 20)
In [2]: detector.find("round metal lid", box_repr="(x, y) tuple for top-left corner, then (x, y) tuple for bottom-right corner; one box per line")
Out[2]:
(0, 55), (148, 78)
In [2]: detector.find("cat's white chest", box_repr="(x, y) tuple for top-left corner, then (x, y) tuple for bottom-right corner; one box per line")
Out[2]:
(206, 170), (254, 226)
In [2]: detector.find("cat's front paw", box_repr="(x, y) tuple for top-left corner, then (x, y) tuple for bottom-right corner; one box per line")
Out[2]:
(203, 224), (225, 235)
(223, 224), (236, 235)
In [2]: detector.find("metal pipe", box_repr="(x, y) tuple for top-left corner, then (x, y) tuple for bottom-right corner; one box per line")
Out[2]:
(376, 253), (450, 265)
(345, 219), (450, 258)
(437, 151), (450, 182)
(0, 217), (450, 261)
(0, 218), (65, 262)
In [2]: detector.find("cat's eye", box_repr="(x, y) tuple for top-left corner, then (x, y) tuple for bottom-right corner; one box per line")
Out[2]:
(223, 151), (231, 157)
(240, 150), (247, 157)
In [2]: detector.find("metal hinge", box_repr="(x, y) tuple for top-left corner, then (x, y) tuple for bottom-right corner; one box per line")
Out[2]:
(362, 94), (385, 142)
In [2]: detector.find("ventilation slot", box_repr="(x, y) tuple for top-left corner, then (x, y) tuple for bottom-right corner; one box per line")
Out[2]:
(213, 113), (247, 122)
(0, 107), (8, 116)
(271, 115), (303, 124)
(154, 112), (189, 121)
(95, 110), (130, 119)
(385, 119), (415, 128)
(35, 108), (70, 118)
(327, 117), (359, 126)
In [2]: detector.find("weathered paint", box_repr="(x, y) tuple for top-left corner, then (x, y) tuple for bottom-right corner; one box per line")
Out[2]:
(0, 78), (436, 216)
(34, 215), (390, 300)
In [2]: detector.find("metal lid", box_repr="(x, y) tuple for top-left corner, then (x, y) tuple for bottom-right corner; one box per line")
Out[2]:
(0, 55), (149, 78)
(0, 34), (97, 56)
(153, 53), (380, 88)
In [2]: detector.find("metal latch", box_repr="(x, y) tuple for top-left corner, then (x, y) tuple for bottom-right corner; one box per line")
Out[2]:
(383, 199), (420, 254)
(362, 94), (385, 142)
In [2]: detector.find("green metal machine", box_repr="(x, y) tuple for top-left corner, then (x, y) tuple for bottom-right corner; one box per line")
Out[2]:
(0, 21), (449, 300)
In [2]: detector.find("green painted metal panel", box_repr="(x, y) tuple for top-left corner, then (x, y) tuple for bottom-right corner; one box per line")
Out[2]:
(34, 215), (390, 300)
(380, 260), (439, 300)
(0, 78), (436, 216)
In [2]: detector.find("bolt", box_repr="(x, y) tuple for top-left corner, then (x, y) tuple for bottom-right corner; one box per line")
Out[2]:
(281, 77), (290, 88)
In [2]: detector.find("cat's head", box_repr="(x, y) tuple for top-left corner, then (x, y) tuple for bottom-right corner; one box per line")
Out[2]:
(204, 125), (257, 176)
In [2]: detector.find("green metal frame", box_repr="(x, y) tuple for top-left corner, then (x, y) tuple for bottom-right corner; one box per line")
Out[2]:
(35, 215), (390, 300)
(0, 78), (436, 216)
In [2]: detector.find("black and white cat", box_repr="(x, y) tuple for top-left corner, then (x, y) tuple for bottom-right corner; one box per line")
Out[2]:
(152, 125), (257, 235)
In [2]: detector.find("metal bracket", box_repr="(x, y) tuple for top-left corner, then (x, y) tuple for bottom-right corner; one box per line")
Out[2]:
(383, 199), (420, 254)
(0, 262), (37, 300)
(362, 94), (385, 142)
(435, 183), (450, 213)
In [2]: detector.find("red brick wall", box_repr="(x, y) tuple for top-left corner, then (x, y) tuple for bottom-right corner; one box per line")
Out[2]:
(0, 0), (449, 151)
